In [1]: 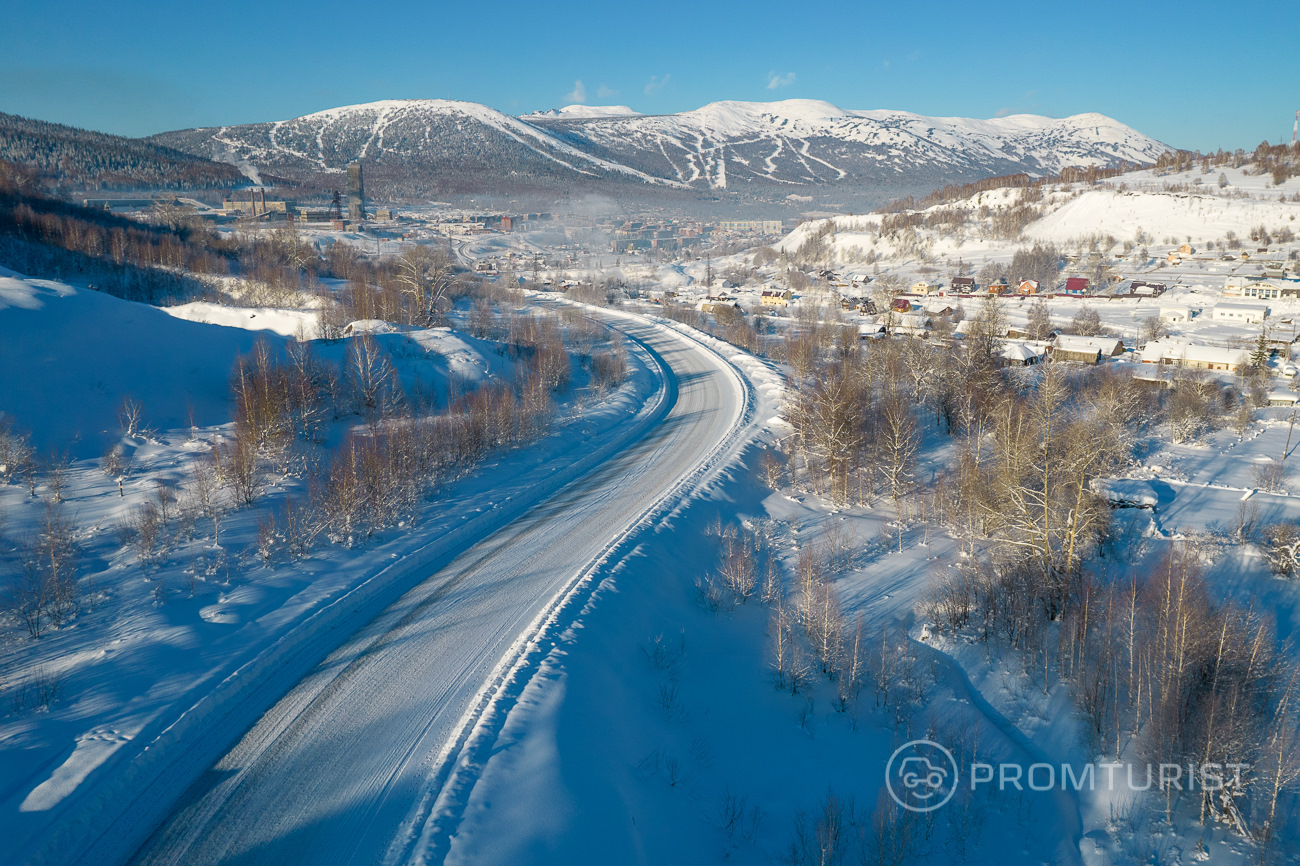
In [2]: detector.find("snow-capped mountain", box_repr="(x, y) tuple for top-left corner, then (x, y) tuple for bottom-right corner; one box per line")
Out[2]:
(149, 98), (1170, 203)
(530, 99), (1169, 190)
(149, 99), (684, 199)
(523, 105), (643, 119)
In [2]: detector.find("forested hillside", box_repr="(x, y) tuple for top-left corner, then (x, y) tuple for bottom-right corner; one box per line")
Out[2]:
(0, 112), (249, 191)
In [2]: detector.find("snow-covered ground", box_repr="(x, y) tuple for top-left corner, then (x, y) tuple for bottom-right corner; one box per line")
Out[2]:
(122, 308), (755, 866)
(7, 148), (1300, 866)
(0, 272), (691, 864)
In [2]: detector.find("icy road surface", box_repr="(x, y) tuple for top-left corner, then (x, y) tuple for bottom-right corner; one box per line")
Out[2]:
(125, 311), (751, 865)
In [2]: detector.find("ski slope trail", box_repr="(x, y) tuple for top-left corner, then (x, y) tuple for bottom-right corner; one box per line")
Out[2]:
(125, 311), (754, 866)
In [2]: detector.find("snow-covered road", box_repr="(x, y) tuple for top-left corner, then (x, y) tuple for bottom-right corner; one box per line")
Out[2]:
(120, 311), (751, 865)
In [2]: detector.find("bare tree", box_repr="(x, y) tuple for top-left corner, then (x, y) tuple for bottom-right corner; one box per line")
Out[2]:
(119, 395), (146, 438)
(346, 333), (403, 418)
(1026, 298), (1053, 341)
(1140, 315), (1168, 345)
(43, 450), (72, 503)
(0, 418), (34, 483)
(188, 451), (226, 545)
(392, 243), (459, 327)
(1070, 305), (1103, 336)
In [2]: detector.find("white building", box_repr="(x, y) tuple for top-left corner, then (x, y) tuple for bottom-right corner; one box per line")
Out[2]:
(1159, 306), (1193, 323)
(1211, 303), (1268, 324)
(1140, 340), (1250, 372)
(1237, 281), (1295, 300)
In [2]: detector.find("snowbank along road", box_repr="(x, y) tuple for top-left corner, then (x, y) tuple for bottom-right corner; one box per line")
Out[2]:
(119, 308), (754, 865)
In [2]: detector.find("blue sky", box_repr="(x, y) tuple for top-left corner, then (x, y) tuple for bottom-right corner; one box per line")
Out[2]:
(2, 0), (1296, 151)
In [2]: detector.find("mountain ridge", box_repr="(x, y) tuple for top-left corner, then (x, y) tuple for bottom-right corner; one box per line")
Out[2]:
(139, 97), (1170, 205)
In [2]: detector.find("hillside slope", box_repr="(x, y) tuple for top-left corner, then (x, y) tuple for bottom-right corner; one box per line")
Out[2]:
(0, 112), (249, 192)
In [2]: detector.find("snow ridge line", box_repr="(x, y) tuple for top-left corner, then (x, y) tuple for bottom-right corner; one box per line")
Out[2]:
(19, 331), (675, 866)
(385, 311), (761, 866)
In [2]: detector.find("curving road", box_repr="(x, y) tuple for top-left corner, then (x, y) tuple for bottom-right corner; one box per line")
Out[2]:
(125, 311), (749, 866)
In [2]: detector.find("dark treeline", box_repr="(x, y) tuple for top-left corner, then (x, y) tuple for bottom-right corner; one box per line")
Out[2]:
(0, 111), (249, 192)
(0, 160), (235, 302)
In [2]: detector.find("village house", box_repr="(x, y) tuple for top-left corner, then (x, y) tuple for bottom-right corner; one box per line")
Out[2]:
(1063, 277), (1090, 296)
(1051, 334), (1124, 364)
(1237, 281), (1299, 300)
(1159, 306), (1194, 323)
(1212, 303), (1268, 324)
(1002, 342), (1043, 367)
(921, 301), (955, 317)
(950, 276), (975, 293)
(894, 313), (932, 336)
(1017, 279), (1041, 295)
(1140, 340), (1250, 372)
(1127, 281), (1167, 298)
(759, 289), (794, 307)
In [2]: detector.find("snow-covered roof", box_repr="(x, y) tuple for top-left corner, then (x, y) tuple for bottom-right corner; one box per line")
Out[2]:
(1140, 340), (1249, 367)
(1054, 334), (1121, 354)
(1002, 343), (1041, 362)
(1213, 302), (1268, 315)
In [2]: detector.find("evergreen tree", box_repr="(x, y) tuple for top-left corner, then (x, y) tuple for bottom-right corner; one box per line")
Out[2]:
(1250, 329), (1270, 372)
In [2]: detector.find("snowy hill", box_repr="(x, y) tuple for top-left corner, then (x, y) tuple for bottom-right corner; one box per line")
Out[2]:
(775, 159), (1300, 268)
(148, 99), (683, 199)
(149, 98), (1169, 204)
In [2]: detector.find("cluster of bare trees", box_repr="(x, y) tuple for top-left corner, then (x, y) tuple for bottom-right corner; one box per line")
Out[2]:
(782, 790), (923, 866)
(938, 366), (1138, 613)
(199, 317), (567, 559)
(689, 519), (929, 740)
(5, 505), (80, 638)
(785, 339), (945, 509)
(1051, 549), (1300, 841)
(298, 375), (557, 550)
(912, 360), (1300, 841)
(586, 335), (629, 394)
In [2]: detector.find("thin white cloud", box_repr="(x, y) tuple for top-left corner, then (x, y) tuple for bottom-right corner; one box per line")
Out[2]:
(766, 71), (796, 90)
(566, 80), (587, 104)
(596, 84), (619, 99)
(644, 74), (670, 96)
